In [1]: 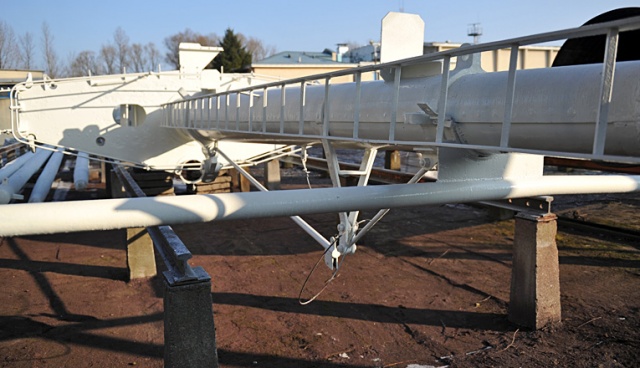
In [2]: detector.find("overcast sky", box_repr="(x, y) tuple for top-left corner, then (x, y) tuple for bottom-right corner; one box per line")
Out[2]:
(3, 0), (639, 69)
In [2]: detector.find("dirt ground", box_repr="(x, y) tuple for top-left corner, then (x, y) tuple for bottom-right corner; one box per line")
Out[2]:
(1, 170), (639, 367)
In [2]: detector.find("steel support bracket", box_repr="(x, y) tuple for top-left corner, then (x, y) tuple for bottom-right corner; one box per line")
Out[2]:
(321, 139), (378, 269)
(481, 196), (554, 216)
(163, 266), (211, 286)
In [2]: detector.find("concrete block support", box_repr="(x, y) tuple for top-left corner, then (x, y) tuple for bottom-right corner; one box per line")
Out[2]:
(264, 158), (281, 190)
(384, 150), (401, 170)
(509, 212), (561, 329)
(126, 227), (157, 280)
(229, 169), (250, 192)
(164, 280), (218, 368)
(110, 170), (157, 280)
(108, 170), (126, 198)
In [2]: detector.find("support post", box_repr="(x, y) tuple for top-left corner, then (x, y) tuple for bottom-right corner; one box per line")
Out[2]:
(164, 279), (218, 368)
(110, 168), (157, 281)
(263, 158), (281, 190)
(282, 147), (294, 169)
(488, 207), (515, 221)
(384, 150), (401, 170)
(229, 168), (250, 192)
(108, 169), (125, 198)
(100, 160), (107, 184)
(126, 227), (157, 280)
(509, 212), (561, 329)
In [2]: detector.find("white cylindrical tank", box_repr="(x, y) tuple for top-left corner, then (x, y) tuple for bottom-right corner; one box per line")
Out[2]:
(0, 148), (53, 204)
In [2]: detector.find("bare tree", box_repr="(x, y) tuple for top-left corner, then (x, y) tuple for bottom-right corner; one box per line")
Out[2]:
(68, 50), (100, 77)
(100, 44), (117, 75)
(41, 22), (60, 78)
(243, 35), (277, 62)
(113, 27), (130, 72)
(129, 43), (145, 72)
(19, 32), (36, 69)
(0, 20), (19, 69)
(346, 41), (363, 50)
(163, 29), (219, 69)
(145, 42), (160, 71)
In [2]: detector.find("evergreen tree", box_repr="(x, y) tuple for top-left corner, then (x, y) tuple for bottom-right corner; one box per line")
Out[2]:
(213, 28), (252, 72)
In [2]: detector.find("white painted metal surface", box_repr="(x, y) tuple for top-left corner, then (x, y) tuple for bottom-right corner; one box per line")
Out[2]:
(165, 60), (640, 157)
(9, 43), (277, 178)
(0, 148), (52, 204)
(0, 150), (34, 181)
(379, 12), (425, 63)
(28, 149), (63, 203)
(162, 15), (640, 164)
(1, 150), (639, 238)
(1, 169), (638, 237)
(178, 42), (223, 75)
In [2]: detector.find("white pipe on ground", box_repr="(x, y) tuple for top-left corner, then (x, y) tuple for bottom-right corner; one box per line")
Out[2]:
(0, 149), (53, 204)
(0, 151), (35, 182)
(73, 152), (90, 190)
(0, 174), (638, 237)
(28, 149), (64, 203)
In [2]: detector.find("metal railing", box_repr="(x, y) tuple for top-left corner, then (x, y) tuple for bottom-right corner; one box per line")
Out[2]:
(162, 16), (640, 163)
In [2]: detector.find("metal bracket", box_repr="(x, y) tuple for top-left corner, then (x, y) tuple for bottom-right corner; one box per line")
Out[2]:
(149, 226), (211, 285)
(200, 156), (223, 183)
(417, 102), (449, 126)
(481, 196), (554, 216)
(26, 135), (36, 153)
(321, 139), (379, 269)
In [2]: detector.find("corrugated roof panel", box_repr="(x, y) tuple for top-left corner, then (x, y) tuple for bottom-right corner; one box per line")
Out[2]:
(255, 51), (345, 65)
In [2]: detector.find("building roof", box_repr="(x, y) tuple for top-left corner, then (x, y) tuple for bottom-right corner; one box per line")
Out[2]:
(256, 41), (560, 66)
(254, 50), (348, 65)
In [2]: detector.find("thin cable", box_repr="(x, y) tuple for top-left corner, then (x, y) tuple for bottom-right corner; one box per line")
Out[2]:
(298, 236), (346, 305)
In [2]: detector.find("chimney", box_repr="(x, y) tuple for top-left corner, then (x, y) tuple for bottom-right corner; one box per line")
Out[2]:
(336, 43), (349, 62)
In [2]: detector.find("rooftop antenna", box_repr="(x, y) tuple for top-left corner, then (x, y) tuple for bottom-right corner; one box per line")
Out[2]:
(467, 23), (483, 44)
(399, 0), (404, 12)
